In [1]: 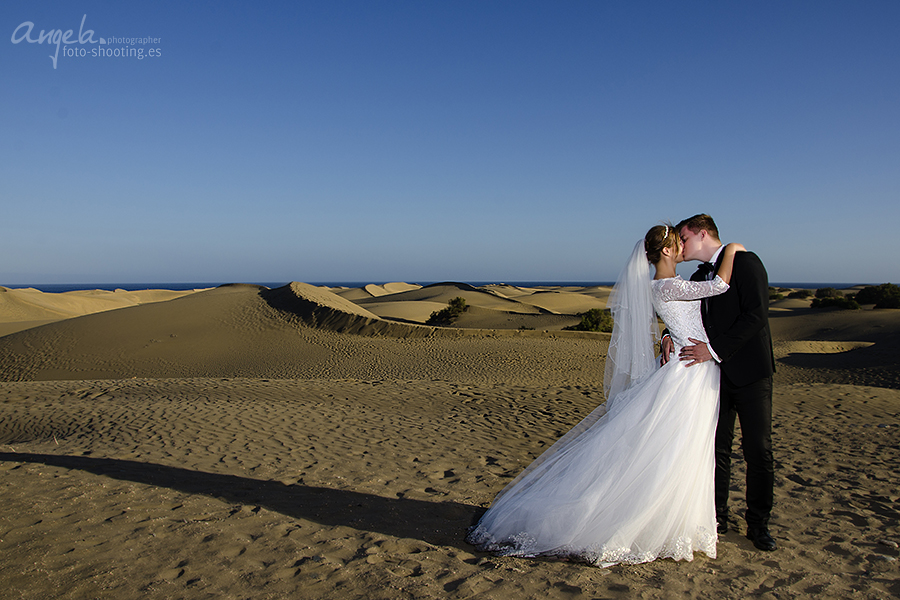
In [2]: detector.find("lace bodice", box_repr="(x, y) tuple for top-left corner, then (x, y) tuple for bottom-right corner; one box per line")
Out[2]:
(651, 276), (729, 350)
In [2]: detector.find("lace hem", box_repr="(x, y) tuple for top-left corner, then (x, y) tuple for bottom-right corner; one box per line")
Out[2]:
(465, 525), (717, 567)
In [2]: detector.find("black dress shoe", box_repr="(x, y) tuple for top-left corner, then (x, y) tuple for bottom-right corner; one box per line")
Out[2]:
(717, 519), (728, 535)
(746, 527), (777, 551)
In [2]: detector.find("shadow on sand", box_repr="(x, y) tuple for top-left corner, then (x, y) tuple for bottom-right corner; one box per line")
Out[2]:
(0, 452), (484, 550)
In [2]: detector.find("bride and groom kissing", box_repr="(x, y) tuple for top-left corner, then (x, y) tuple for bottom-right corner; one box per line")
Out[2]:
(467, 213), (776, 566)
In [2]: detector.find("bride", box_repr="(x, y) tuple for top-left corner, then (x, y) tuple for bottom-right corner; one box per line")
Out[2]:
(466, 224), (745, 566)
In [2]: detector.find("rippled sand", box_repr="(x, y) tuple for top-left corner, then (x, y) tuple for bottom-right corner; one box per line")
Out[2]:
(1, 283), (898, 599)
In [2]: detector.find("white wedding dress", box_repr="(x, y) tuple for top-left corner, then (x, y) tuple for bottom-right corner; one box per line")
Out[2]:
(466, 274), (729, 566)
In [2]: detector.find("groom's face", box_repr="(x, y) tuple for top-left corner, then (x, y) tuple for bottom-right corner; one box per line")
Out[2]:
(679, 226), (703, 262)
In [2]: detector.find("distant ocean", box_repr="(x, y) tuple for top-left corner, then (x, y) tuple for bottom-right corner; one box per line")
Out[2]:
(2, 281), (871, 293)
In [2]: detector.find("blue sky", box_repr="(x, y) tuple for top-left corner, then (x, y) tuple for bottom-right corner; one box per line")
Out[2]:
(2, 1), (898, 285)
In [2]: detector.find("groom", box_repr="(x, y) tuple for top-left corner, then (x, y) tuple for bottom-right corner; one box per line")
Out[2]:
(663, 214), (777, 552)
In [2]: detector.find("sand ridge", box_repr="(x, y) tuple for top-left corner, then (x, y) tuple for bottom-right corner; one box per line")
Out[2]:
(0, 282), (612, 383)
(0, 286), (200, 337)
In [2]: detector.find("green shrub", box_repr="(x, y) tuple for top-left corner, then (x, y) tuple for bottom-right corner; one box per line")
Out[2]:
(564, 308), (614, 333)
(448, 296), (467, 313)
(769, 293), (784, 300)
(853, 283), (900, 309)
(815, 287), (840, 299)
(427, 297), (469, 326)
(787, 289), (812, 299)
(811, 296), (860, 310)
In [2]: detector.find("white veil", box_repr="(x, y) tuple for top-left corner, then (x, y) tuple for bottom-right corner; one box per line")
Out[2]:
(603, 239), (660, 404)
(490, 239), (660, 504)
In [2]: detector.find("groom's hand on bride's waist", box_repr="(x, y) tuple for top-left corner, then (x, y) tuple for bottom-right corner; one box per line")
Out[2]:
(680, 338), (712, 367)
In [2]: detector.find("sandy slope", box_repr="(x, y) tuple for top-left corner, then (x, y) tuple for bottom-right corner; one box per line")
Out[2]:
(0, 282), (898, 599)
(0, 286), (199, 337)
(0, 283), (607, 383)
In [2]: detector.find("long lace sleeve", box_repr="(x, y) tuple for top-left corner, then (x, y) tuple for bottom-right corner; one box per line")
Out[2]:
(656, 275), (729, 303)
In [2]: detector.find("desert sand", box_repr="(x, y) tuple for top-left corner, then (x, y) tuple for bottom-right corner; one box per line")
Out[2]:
(0, 286), (202, 338)
(0, 282), (898, 599)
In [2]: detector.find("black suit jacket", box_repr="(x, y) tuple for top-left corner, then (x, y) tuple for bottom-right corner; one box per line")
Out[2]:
(693, 251), (776, 387)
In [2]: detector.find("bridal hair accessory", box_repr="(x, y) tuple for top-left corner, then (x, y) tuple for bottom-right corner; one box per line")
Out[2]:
(663, 225), (669, 238)
(604, 240), (660, 404)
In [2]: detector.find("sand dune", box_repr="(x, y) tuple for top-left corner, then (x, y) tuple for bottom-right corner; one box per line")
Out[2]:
(355, 282), (611, 328)
(449, 305), (581, 331)
(0, 286), (199, 337)
(351, 299), (447, 324)
(479, 283), (541, 298)
(511, 289), (607, 315)
(1, 282), (898, 598)
(327, 282), (608, 326)
(479, 284), (612, 314)
(354, 282), (546, 314)
(330, 286), (376, 302)
(360, 282), (423, 297)
(2, 282), (899, 388)
(263, 282), (383, 328)
(0, 283), (608, 383)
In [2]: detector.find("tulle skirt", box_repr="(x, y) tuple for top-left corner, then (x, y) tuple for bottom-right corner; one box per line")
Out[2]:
(466, 358), (720, 566)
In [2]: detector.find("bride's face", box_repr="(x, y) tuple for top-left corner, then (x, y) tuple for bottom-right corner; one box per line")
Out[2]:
(673, 238), (684, 263)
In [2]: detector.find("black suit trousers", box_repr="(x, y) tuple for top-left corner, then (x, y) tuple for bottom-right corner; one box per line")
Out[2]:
(715, 370), (774, 528)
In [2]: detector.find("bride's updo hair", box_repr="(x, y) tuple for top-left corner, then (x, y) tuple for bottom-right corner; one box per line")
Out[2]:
(644, 223), (678, 264)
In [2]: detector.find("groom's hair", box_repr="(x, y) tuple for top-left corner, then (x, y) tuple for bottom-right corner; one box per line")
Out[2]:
(676, 214), (720, 241)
